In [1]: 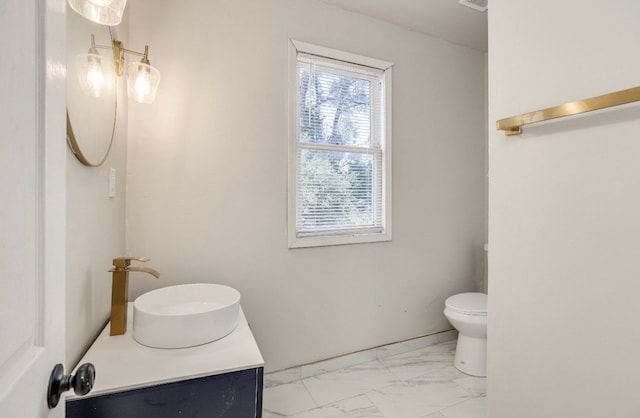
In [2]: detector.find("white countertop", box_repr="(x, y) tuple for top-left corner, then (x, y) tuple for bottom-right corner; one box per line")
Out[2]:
(69, 304), (264, 399)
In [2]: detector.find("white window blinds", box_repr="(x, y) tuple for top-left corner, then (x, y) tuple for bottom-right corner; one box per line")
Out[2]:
(290, 46), (391, 247)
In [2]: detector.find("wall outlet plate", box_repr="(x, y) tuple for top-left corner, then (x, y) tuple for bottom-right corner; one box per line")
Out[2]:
(109, 167), (116, 198)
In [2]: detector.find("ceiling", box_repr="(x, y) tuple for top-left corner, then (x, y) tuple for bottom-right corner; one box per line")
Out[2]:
(319, 0), (488, 52)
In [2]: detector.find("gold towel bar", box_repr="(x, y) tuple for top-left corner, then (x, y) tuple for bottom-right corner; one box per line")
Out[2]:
(496, 86), (640, 135)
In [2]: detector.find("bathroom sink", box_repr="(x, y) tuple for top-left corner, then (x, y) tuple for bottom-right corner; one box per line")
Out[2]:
(133, 283), (241, 349)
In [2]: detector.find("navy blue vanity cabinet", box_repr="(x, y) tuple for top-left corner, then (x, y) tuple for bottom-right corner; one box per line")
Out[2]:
(66, 367), (263, 418)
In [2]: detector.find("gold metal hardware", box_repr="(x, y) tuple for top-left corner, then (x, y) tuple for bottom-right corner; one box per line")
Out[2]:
(82, 33), (160, 104)
(496, 86), (640, 135)
(125, 266), (160, 278)
(112, 40), (123, 76)
(112, 256), (150, 269)
(111, 40), (151, 77)
(86, 36), (152, 77)
(109, 257), (159, 336)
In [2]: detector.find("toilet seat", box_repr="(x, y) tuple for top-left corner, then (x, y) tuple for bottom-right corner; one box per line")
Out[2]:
(445, 292), (487, 316)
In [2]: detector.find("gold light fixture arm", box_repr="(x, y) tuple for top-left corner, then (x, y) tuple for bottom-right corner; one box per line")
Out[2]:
(496, 86), (640, 136)
(111, 40), (150, 76)
(89, 35), (151, 77)
(85, 33), (160, 104)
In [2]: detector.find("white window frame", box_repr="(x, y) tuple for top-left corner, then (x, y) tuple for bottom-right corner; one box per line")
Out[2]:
(288, 40), (393, 248)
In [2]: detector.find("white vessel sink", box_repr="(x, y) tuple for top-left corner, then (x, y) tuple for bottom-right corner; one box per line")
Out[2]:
(133, 283), (241, 349)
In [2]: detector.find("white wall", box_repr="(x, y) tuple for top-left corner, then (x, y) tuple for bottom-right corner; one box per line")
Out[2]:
(127, 0), (486, 372)
(488, 1), (640, 416)
(65, 15), (129, 369)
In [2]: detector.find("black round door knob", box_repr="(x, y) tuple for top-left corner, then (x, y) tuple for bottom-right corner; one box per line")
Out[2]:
(47, 363), (96, 409)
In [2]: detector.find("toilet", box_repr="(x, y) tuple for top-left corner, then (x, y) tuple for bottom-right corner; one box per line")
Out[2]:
(444, 292), (487, 377)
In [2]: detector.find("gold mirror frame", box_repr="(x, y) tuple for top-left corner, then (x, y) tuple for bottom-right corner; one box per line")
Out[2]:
(66, 20), (118, 167)
(66, 103), (117, 167)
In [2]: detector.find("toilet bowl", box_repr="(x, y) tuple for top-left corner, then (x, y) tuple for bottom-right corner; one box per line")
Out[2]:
(444, 292), (487, 377)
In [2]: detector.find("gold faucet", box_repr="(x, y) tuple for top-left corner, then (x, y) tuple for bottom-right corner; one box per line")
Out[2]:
(108, 257), (160, 336)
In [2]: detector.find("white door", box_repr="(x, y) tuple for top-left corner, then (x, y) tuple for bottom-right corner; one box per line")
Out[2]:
(0, 0), (67, 417)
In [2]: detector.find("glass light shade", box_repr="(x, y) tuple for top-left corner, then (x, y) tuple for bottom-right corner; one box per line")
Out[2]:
(67, 0), (128, 26)
(127, 62), (160, 104)
(76, 53), (106, 98)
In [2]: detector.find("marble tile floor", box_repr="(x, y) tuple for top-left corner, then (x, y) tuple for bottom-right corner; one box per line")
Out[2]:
(263, 332), (485, 418)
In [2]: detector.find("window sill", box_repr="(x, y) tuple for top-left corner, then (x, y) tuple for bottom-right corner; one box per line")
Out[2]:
(288, 231), (392, 249)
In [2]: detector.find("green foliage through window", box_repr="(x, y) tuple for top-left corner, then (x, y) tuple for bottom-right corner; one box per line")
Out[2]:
(290, 45), (390, 246)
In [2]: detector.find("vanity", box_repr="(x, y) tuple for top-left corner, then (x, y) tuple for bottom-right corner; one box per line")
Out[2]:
(66, 304), (264, 418)
(65, 3), (264, 415)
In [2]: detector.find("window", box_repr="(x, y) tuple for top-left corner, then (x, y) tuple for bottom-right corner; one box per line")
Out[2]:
(288, 41), (392, 248)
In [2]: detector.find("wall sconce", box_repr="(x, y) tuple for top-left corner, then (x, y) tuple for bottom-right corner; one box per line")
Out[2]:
(113, 41), (161, 104)
(68, 0), (128, 26)
(77, 34), (161, 104)
(76, 35), (108, 98)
